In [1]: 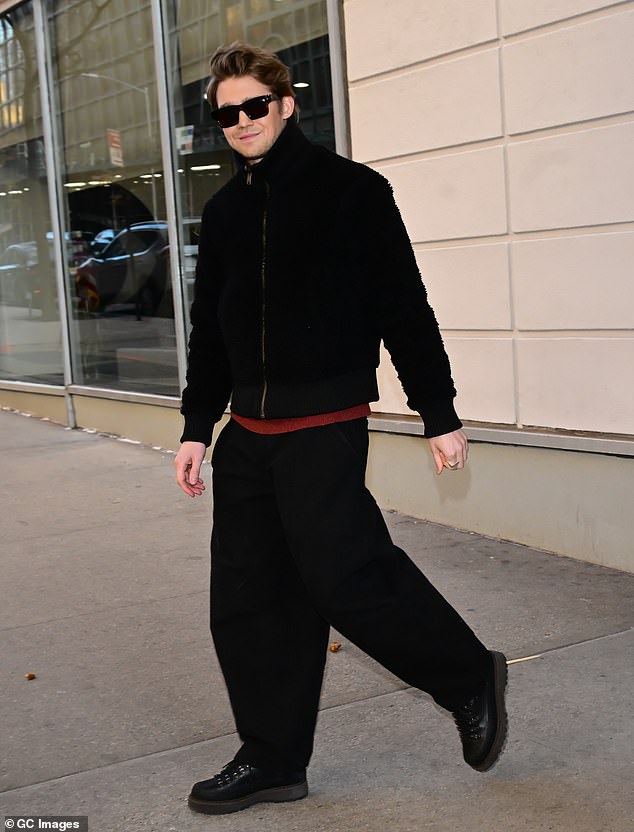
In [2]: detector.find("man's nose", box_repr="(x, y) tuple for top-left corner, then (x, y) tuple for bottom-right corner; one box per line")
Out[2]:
(237, 108), (253, 127)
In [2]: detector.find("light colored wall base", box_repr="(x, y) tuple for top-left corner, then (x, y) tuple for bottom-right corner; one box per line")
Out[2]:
(367, 431), (633, 574)
(0, 389), (68, 425)
(0, 389), (185, 454)
(71, 396), (184, 453)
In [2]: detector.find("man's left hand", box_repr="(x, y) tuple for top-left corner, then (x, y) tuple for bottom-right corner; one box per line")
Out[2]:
(428, 429), (468, 475)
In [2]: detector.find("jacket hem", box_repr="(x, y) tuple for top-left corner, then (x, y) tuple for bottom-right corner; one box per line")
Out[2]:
(231, 368), (379, 420)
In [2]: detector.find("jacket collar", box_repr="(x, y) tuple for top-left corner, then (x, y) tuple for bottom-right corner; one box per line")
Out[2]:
(231, 117), (313, 186)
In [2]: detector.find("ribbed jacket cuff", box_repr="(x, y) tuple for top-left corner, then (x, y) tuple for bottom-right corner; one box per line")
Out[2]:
(418, 399), (462, 439)
(180, 412), (215, 447)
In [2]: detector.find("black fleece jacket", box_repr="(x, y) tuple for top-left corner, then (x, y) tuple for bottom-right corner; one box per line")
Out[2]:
(180, 117), (462, 446)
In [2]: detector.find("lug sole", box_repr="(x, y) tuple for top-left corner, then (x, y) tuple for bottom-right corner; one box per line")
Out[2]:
(473, 650), (509, 772)
(188, 780), (308, 815)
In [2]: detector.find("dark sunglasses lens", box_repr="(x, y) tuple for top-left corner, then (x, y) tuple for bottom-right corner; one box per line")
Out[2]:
(214, 106), (239, 128)
(242, 97), (270, 120)
(213, 96), (271, 128)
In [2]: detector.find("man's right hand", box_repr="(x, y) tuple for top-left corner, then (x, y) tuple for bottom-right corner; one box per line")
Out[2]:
(174, 441), (207, 497)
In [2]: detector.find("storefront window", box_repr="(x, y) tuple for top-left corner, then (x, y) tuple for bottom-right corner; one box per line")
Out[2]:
(162, 0), (335, 316)
(46, 0), (179, 395)
(0, 2), (64, 384)
(1, 0), (336, 398)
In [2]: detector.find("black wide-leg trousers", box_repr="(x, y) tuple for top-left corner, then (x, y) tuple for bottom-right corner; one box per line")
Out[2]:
(209, 417), (489, 772)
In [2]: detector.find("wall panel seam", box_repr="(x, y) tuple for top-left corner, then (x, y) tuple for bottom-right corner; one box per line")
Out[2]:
(494, 0), (520, 427)
(506, 112), (634, 141)
(500, 0), (634, 42)
(348, 40), (500, 87)
(406, 221), (634, 248)
(411, 224), (634, 250)
(444, 331), (634, 338)
(363, 113), (634, 169)
(370, 140), (505, 169)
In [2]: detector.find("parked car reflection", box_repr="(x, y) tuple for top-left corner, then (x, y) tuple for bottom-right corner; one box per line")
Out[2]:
(90, 228), (115, 256)
(75, 222), (171, 317)
(0, 242), (38, 306)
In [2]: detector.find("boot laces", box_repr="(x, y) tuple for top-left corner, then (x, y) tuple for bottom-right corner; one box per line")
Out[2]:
(453, 698), (483, 741)
(214, 761), (252, 786)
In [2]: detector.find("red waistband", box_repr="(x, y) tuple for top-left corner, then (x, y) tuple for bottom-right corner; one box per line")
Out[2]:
(231, 403), (371, 435)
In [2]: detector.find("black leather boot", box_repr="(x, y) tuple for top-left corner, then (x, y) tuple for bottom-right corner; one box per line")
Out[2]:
(188, 760), (308, 815)
(452, 650), (508, 771)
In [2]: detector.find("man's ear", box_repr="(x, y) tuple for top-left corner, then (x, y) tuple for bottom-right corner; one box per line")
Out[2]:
(281, 95), (295, 120)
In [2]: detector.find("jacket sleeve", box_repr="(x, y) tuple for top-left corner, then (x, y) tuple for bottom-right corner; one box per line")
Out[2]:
(179, 199), (232, 446)
(343, 172), (462, 438)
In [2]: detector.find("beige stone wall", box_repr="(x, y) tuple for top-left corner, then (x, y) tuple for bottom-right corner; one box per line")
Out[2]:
(343, 0), (634, 436)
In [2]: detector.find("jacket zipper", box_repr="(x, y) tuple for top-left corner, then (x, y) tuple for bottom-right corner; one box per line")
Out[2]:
(259, 181), (269, 418)
(245, 164), (268, 418)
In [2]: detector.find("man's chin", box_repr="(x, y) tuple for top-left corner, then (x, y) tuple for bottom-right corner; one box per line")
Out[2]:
(237, 148), (264, 164)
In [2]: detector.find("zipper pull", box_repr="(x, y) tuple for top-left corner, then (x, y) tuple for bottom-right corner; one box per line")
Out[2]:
(246, 168), (252, 185)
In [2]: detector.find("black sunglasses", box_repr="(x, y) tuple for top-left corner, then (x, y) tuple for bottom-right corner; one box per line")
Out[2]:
(210, 94), (279, 128)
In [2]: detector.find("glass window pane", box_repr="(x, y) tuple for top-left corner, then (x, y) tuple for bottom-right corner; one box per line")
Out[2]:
(0, 4), (64, 385)
(163, 0), (334, 319)
(46, 0), (179, 396)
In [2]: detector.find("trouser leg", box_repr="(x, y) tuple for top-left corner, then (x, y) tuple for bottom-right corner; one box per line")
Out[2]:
(210, 420), (330, 771)
(272, 418), (490, 711)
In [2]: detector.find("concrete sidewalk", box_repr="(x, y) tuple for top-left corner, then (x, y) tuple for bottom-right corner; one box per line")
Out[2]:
(1, 407), (633, 832)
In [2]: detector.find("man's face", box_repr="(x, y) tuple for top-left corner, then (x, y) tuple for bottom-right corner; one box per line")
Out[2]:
(215, 75), (295, 163)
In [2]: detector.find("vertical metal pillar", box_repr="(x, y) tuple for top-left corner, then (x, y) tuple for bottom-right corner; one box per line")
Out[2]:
(326, 0), (351, 159)
(150, 0), (189, 393)
(33, 0), (76, 426)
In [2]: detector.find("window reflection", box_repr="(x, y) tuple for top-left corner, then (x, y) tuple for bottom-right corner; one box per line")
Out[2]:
(0, 5), (63, 384)
(47, 0), (179, 395)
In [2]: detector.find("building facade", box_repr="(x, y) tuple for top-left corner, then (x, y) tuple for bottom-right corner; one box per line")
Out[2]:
(1, 0), (632, 570)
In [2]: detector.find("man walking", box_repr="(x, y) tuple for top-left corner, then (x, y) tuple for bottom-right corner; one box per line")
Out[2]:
(175, 41), (507, 816)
